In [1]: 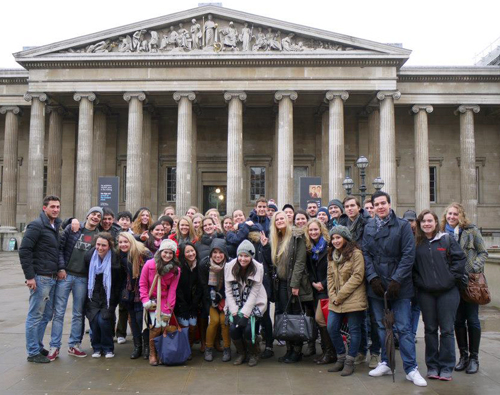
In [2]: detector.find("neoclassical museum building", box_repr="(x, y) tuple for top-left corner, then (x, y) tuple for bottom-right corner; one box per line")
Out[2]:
(1, 5), (499, 239)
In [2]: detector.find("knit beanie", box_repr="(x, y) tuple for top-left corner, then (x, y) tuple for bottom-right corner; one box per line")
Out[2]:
(318, 207), (331, 221)
(268, 203), (278, 211)
(237, 239), (255, 257)
(158, 239), (178, 254)
(328, 199), (344, 213)
(86, 206), (103, 219)
(329, 225), (353, 241)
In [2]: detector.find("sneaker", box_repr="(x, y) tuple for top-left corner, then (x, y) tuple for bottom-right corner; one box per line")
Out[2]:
(427, 370), (439, 380)
(354, 353), (367, 365)
(40, 348), (49, 357)
(92, 351), (102, 358)
(369, 362), (393, 377)
(406, 368), (428, 387)
(369, 354), (379, 369)
(117, 337), (126, 344)
(27, 353), (50, 363)
(68, 345), (87, 358)
(47, 347), (59, 362)
(222, 347), (231, 362)
(105, 352), (115, 358)
(204, 347), (214, 362)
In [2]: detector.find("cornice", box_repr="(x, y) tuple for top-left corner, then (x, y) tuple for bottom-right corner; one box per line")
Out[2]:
(398, 66), (500, 82)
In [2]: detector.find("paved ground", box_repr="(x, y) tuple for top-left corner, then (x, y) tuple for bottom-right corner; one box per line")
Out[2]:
(2, 251), (500, 395)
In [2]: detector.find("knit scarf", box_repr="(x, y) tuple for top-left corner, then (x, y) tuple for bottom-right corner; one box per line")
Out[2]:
(208, 259), (225, 289)
(311, 237), (327, 262)
(445, 223), (462, 242)
(154, 253), (176, 276)
(332, 249), (344, 295)
(375, 212), (392, 233)
(230, 280), (263, 318)
(88, 249), (112, 308)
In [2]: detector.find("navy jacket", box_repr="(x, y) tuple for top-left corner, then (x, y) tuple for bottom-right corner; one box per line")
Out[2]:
(59, 222), (85, 269)
(248, 210), (270, 236)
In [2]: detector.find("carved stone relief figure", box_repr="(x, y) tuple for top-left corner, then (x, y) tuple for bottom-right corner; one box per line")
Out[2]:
(204, 14), (216, 47)
(252, 27), (267, 51)
(118, 35), (133, 52)
(177, 23), (190, 49)
(149, 31), (159, 52)
(132, 30), (147, 52)
(221, 21), (239, 51)
(191, 19), (202, 49)
(265, 28), (282, 51)
(85, 39), (112, 53)
(240, 22), (253, 51)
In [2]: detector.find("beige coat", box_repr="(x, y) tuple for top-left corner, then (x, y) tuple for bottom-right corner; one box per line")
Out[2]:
(327, 248), (367, 313)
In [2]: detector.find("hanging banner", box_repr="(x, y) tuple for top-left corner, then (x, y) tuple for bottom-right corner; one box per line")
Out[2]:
(300, 177), (322, 210)
(98, 176), (119, 215)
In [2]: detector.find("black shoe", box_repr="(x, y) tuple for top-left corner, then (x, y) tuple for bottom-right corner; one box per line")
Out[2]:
(278, 349), (293, 363)
(261, 347), (274, 359)
(455, 354), (469, 371)
(143, 343), (150, 360)
(27, 353), (50, 363)
(40, 348), (49, 357)
(466, 358), (479, 374)
(284, 351), (302, 364)
(130, 337), (142, 359)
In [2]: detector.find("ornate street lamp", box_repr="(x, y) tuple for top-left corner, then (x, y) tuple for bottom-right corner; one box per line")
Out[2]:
(342, 156), (384, 202)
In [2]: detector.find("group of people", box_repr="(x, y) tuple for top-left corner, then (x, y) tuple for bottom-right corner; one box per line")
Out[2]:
(19, 191), (487, 387)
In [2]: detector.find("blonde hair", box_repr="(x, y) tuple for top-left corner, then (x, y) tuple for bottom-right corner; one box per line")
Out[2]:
(270, 211), (293, 266)
(118, 232), (149, 278)
(440, 202), (471, 231)
(175, 216), (197, 241)
(304, 218), (330, 252)
(162, 205), (175, 216)
(192, 213), (204, 239)
(131, 209), (153, 235)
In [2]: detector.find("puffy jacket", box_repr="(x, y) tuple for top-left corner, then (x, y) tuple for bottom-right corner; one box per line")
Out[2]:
(175, 260), (203, 320)
(226, 222), (262, 258)
(19, 212), (62, 280)
(413, 232), (466, 293)
(196, 232), (225, 262)
(248, 210), (270, 236)
(59, 222), (85, 268)
(362, 211), (416, 300)
(306, 240), (329, 300)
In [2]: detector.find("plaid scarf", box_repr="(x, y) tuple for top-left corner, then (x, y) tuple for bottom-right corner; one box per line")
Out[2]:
(375, 212), (392, 233)
(230, 280), (263, 318)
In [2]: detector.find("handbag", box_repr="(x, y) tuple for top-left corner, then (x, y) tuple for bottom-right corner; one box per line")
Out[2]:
(121, 287), (133, 303)
(320, 298), (329, 325)
(274, 296), (316, 342)
(462, 272), (491, 305)
(154, 312), (191, 365)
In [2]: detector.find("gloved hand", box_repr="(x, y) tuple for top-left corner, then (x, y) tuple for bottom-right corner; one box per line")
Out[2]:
(214, 292), (222, 305)
(460, 273), (469, 289)
(387, 280), (401, 299)
(237, 316), (249, 328)
(231, 314), (240, 326)
(161, 313), (171, 323)
(370, 277), (385, 298)
(143, 300), (156, 310)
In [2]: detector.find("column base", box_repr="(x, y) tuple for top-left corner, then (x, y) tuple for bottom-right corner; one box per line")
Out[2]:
(0, 227), (22, 251)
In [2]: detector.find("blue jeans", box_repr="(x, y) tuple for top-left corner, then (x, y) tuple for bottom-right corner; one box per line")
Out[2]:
(90, 311), (114, 353)
(177, 316), (197, 327)
(370, 297), (417, 374)
(455, 298), (480, 330)
(411, 296), (420, 338)
(327, 310), (364, 358)
(26, 275), (57, 357)
(49, 274), (88, 348)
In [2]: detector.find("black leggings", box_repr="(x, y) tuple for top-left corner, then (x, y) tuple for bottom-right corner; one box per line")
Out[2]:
(230, 320), (261, 342)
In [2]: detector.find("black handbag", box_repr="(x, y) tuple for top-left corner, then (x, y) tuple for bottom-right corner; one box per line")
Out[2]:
(273, 296), (316, 342)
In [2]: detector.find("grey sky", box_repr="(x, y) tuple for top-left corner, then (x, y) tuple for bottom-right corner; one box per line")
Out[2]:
(1, 0), (499, 68)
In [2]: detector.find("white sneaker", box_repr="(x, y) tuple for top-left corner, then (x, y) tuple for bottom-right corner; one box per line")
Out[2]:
(406, 368), (427, 387)
(105, 352), (115, 358)
(92, 351), (102, 358)
(117, 337), (126, 344)
(369, 362), (393, 377)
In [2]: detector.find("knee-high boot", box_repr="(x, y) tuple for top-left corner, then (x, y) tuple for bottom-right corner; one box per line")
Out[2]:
(455, 327), (469, 371)
(142, 329), (150, 360)
(466, 326), (481, 374)
(149, 327), (162, 366)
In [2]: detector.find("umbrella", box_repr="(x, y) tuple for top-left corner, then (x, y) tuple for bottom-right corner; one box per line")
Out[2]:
(382, 291), (396, 382)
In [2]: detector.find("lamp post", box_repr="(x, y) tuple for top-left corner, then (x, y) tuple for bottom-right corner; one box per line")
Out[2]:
(342, 156), (385, 202)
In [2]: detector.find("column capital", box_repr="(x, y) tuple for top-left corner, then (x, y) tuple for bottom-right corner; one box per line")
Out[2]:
(224, 91), (247, 102)
(377, 91), (401, 101)
(0, 106), (22, 115)
(73, 92), (97, 102)
(455, 105), (480, 115)
(46, 105), (67, 116)
(24, 92), (47, 103)
(411, 104), (433, 114)
(173, 91), (196, 102)
(274, 90), (298, 102)
(325, 90), (349, 102)
(123, 92), (146, 102)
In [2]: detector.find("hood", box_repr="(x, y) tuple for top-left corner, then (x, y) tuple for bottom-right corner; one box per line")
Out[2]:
(292, 226), (305, 238)
(430, 231), (447, 243)
(210, 238), (228, 261)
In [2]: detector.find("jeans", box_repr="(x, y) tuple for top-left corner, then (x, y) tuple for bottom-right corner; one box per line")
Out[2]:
(358, 310), (369, 355)
(25, 275), (57, 357)
(49, 274), (88, 348)
(362, 298), (381, 356)
(418, 287), (460, 376)
(125, 302), (143, 339)
(260, 302), (274, 348)
(327, 310), (364, 358)
(411, 296), (421, 338)
(89, 311), (114, 353)
(178, 316), (197, 327)
(370, 297), (417, 374)
(455, 298), (480, 330)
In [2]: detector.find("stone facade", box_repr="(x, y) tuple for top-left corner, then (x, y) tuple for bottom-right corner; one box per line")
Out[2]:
(0, 5), (499, 235)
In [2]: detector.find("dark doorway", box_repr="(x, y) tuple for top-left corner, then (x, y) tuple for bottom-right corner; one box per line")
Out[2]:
(203, 186), (227, 216)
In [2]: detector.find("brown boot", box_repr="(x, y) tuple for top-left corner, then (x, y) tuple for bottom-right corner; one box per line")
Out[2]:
(317, 327), (336, 365)
(341, 355), (355, 376)
(199, 318), (208, 353)
(149, 327), (162, 366)
(248, 341), (261, 367)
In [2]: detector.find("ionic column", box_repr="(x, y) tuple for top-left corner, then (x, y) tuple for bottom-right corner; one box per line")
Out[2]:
(456, 105), (480, 225)
(274, 91), (297, 208)
(91, 106), (108, 206)
(173, 91), (196, 215)
(377, 90), (401, 209)
(46, 106), (65, 198)
(367, 107), (380, 184)
(0, 106), (21, 228)
(24, 92), (47, 222)
(191, 109), (199, 206)
(325, 91), (349, 200)
(124, 92), (146, 214)
(73, 92), (97, 220)
(142, 105), (154, 208)
(412, 105), (433, 215)
(225, 91), (247, 214)
(321, 109), (329, 202)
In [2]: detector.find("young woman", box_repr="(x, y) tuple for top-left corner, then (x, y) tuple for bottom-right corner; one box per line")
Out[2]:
(414, 210), (466, 381)
(294, 209), (309, 229)
(139, 239), (181, 366)
(222, 215), (234, 235)
(144, 221), (165, 254)
(117, 232), (153, 359)
(192, 213), (204, 239)
(169, 216), (197, 251)
(225, 240), (267, 367)
(132, 208), (153, 236)
(84, 232), (125, 358)
(441, 202), (488, 374)
(304, 219), (335, 365)
(270, 211), (313, 363)
(162, 206), (176, 218)
(196, 217), (225, 262)
(326, 226), (367, 376)
(199, 238), (231, 362)
(205, 208), (223, 232)
(186, 206), (199, 219)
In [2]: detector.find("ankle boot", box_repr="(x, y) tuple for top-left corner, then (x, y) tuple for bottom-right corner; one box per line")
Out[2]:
(328, 353), (346, 372)
(233, 338), (247, 365)
(341, 355), (355, 376)
(316, 326), (336, 365)
(455, 327), (469, 371)
(303, 340), (316, 357)
(199, 318), (208, 353)
(278, 341), (293, 362)
(130, 337), (142, 359)
(142, 331), (150, 360)
(284, 344), (303, 364)
(149, 328), (161, 366)
(466, 326), (481, 374)
(248, 341), (261, 367)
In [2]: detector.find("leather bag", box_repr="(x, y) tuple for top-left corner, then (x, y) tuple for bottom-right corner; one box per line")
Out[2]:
(274, 296), (316, 342)
(462, 272), (491, 305)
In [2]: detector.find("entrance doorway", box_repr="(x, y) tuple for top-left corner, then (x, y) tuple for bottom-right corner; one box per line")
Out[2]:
(203, 186), (227, 216)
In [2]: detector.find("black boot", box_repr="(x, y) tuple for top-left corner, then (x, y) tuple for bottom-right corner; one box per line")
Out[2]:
(142, 331), (150, 360)
(278, 341), (293, 363)
(130, 337), (142, 359)
(316, 326), (337, 365)
(455, 327), (469, 371)
(466, 326), (481, 374)
(284, 344), (303, 364)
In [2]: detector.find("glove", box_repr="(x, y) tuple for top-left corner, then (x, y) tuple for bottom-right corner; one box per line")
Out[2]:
(161, 313), (171, 323)
(231, 314), (240, 326)
(370, 277), (385, 298)
(460, 273), (469, 289)
(143, 300), (156, 310)
(214, 292), (222, 305)
(237, 316), (249, 328)
(387, 280), (401, 299)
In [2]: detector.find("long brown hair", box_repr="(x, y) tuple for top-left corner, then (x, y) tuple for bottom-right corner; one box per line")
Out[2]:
(328, 236), (357, 261)
(132, 208), (153, 234)
(270, 211), (292, 265)
(231, 257), (257, 283)
(416, 209), (440, 246)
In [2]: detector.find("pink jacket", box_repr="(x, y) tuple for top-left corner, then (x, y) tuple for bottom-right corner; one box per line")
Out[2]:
(139, 259), (181, 315)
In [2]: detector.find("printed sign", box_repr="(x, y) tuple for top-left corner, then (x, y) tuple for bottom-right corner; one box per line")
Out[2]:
(300, 177), (322, 210)
(98, 176), (119, 216)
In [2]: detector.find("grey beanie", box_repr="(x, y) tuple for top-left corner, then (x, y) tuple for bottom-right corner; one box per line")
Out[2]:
(237, 239), (255, 257)
(329, 225), (352, 242)
(328, 199), (344, 213)
(86, 206), (103, 218)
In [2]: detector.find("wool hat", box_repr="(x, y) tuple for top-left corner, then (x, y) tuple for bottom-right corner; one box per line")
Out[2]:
(328, 199), (344, 213)
(158, 238), (178, 254)
(403, 210), (417, 221)
(329, 225), (353, 241)
(318, 207), (331, 221)
(86, 206), (103, 219)
(268, 203), (278, 212)
(237, 239), (255, 257)
(282, 203), (295, 212)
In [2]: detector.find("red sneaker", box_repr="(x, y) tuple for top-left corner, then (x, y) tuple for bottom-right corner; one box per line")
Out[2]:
(47, 347), (59, 362)
(68, 345), (87, 358)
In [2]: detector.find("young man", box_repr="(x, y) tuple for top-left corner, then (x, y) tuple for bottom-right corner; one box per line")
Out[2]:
(47, 206), (103, 360)
(117, 211), (133, 232)
(363, 198), (374, 218)
(248, 197), (270, 236)
(403, 210), (417, 235)
(362, 191), (427, 387)
(282, 204), (295, 223)
(267, 203), (278, 219)
(306, 200), (319, 218)
(100, 207), (122, 239)
(341, 196), (369, 244)
(19, 196), (62, 363)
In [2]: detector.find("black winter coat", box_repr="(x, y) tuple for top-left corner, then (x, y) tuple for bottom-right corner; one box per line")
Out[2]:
(59, 222), (86, 268)
(175, 261), (203, 320)
(196, 232), (225, 262)
(252, 238), (274, 302)
(19, 212), (62, 280)
(226, 222), (262, 259)
(413, 233), (466, 293)
(306, 243), (329, 300)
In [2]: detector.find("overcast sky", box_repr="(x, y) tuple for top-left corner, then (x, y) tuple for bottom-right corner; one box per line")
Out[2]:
(1, 0), (499, 68)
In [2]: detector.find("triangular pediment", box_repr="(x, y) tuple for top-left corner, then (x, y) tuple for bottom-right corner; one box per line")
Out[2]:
(14, 5), (410, 67)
